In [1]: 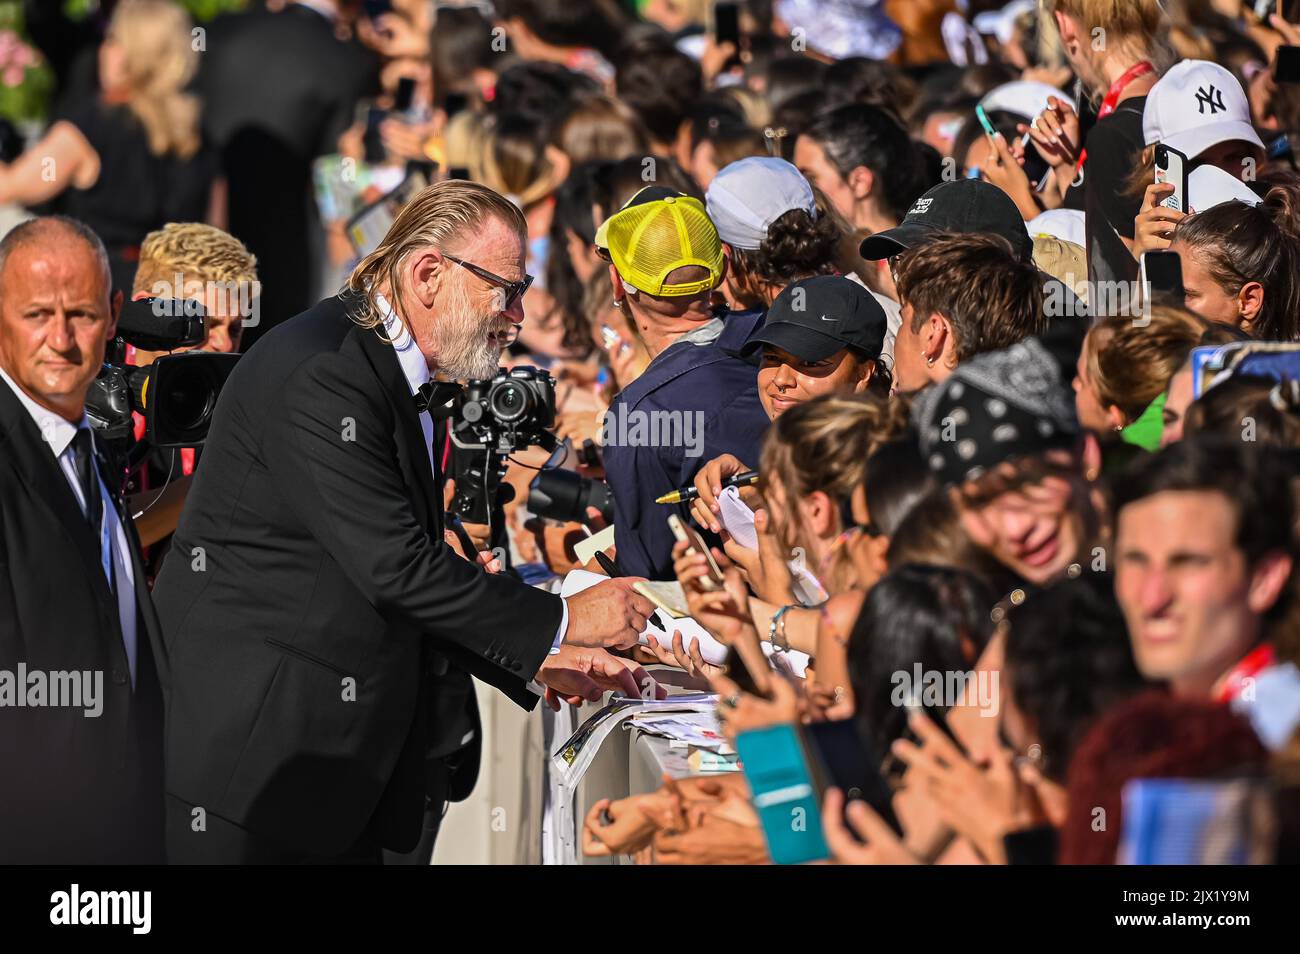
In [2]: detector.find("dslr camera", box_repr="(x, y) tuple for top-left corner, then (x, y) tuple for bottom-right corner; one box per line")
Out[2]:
(430, 366), (558, 525)
(86, 297), (239, 454)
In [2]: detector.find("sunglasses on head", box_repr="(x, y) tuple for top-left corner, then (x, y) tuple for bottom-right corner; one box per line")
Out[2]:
(442, 252), (534, 309)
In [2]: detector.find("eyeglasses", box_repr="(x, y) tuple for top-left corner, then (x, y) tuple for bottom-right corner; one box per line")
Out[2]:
(442, 252), (534, 309)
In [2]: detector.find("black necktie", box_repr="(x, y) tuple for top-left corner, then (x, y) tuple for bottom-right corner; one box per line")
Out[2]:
(69, 428), (102, 532)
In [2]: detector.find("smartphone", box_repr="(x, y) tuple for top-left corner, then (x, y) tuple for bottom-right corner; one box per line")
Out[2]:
(802, 719), (902, 837)
(1154, 142), (1189, 213)
(667, 513), (723, 587)
(735, 724), (830, 864)
(974, 103), (998, 140)
(713, 1), (741, 46)
(1142, 249), (1185, 304)
(1276, 45), (1300, 84)
(363, 105), (387, 165)
(393, 76), (416, 115)
(447, 166), (471, 181)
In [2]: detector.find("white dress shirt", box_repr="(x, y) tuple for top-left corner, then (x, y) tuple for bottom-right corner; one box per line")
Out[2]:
(376, 295), (568, 658)
(0, 367), (138, 687)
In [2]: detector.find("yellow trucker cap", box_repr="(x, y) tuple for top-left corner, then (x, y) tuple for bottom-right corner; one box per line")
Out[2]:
(593, 187), (724, 297)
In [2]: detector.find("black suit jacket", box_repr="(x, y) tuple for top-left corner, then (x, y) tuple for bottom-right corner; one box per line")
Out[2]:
(0, 383), (166, 863)
(152, 293), (563, 856)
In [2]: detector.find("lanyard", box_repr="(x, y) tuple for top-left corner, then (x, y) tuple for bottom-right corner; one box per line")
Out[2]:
(1075, 60), (1155, 172)
(1214, 643), (1275, 703)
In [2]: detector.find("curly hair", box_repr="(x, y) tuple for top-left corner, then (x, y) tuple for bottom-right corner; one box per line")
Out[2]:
(725, 207), (841, 305)
(1060, 690), (1269, 864)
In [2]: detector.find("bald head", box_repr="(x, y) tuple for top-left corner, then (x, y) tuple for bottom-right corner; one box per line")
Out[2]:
(0, 216), (112, 300)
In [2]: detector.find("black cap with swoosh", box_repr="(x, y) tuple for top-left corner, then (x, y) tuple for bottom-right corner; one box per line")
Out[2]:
(741, 275), (887, 362)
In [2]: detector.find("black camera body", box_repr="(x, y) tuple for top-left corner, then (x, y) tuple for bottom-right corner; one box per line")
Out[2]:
(86, 297), (239, 451)
(433, 366), (558, 525)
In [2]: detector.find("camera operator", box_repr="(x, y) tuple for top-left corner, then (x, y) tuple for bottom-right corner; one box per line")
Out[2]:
(123, 222), (259, 552)
(0, 216), (168, 863)
(154, 180), (658, 864)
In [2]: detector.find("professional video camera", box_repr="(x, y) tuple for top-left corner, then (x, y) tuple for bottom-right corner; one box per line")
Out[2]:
(86, 297), (240, 452)
(429, 366), (558, 525)
(528, 461), (614, 526)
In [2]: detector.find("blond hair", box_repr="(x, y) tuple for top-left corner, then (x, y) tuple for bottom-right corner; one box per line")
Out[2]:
(132, 222), (258, 296)
(345, 180), (526, 331)
(760, 393), (909, 592)
(108, 0), (201, 159)
(1085, 305), (1206, 421)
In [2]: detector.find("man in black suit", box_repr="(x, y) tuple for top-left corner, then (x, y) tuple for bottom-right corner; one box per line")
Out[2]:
(155, 180), (657, 864)
(198, 0), (378, 344)
(0, 216), (167, 863)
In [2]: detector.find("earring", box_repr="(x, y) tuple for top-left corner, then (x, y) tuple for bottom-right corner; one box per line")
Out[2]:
(925, 355), (935, 367)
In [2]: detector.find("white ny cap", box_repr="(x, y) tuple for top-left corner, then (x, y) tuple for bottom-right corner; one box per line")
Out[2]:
(705, 156), (818, 251)
(1143, 60), (1264, 160)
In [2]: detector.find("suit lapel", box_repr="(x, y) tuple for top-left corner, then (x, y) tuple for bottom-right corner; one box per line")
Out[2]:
(353, 311), (439, 531)
(0, 384), (118, 612)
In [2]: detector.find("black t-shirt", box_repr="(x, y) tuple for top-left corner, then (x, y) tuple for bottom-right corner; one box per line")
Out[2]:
(1079, 97), (1147, 289)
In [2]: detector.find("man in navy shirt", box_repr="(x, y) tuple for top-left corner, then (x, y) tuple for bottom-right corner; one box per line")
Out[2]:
(596, 187), (768, 579)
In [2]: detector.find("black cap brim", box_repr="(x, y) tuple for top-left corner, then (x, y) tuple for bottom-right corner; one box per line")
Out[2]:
(740, 322), (846, 363)
(858, 223), (935, 261)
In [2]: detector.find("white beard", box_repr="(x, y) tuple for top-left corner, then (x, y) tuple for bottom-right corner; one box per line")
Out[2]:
(433, 280), (510, 380)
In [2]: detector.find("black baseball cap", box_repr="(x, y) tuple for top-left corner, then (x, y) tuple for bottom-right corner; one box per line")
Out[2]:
(858, 179), (1033, 262)
(741, 275), (887, 362)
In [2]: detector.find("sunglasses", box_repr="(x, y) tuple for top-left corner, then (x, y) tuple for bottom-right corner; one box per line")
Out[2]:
(442, 252), (534, 310)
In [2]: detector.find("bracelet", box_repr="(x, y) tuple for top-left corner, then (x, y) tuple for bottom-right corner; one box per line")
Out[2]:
(768, 604), (796, 652)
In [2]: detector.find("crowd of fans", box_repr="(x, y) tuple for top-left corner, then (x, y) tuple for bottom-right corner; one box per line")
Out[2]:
(6, 0), (1300, 865)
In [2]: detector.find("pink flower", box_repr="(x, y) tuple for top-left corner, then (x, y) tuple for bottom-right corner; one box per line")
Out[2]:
(3, 66), (24, 88)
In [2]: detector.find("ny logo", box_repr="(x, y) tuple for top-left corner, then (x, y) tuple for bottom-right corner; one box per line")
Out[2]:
(1195, 84), (1225, 114)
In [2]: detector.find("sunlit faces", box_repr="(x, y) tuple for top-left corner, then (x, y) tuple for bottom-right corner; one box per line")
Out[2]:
(1073, 326), (1119, 433)
(0, 237), (116, 422)
(757, 344), (872, 420)
(890, 303), (932, 395)
(793, 134), (854, 225)
(1170, 239), (1253, 330)
(1114, 489), (1281, 696)
(956, 451), (1086, 586)
(433, 218), (526, 380)
(1194, 140), (1263, 182)
(1160, 361), (1195, 448)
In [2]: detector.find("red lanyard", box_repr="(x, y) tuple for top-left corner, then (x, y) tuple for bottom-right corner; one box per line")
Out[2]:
(1213, 643), (1276, 704)
(1075, 60), (1155, 172)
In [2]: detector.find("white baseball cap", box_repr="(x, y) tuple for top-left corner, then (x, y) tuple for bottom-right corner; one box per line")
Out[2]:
(705, 157), (818, 251)
(1143, 60), (1264, 159)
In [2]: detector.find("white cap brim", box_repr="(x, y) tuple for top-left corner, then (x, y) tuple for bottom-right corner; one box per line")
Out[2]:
(1160, 119), (1264, 160)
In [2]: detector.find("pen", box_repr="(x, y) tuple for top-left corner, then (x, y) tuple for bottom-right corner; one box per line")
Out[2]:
(655, 470), (759, 505)
(593, 547), (667, 633)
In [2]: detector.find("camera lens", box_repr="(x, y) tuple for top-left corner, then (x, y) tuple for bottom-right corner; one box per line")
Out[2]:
(489, 381), (531, 422)
(158, 365), (217, 434)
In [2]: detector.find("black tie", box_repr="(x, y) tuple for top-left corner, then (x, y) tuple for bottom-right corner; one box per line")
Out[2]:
(69, 428), (102, 532)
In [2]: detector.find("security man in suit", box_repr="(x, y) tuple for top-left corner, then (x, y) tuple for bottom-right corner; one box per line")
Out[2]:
(0, 216), (167, 863)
